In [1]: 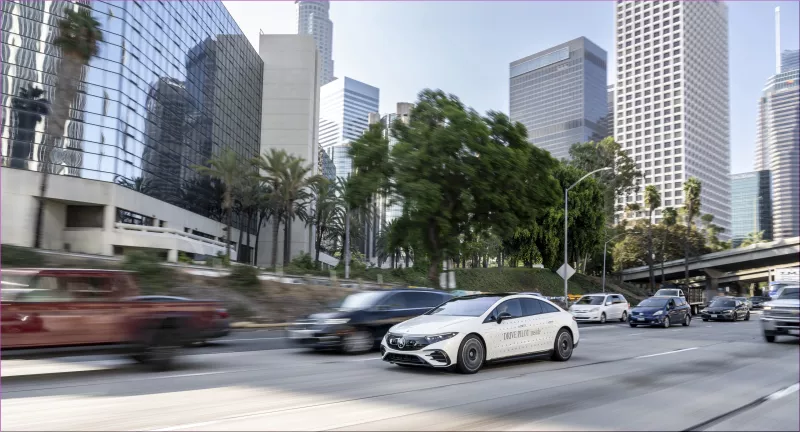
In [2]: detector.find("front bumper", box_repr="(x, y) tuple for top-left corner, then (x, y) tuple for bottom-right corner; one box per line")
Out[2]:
(288, 326), (352, 348)
(761, 317), (800, 336)
(380, 336), (461, 368)
(629, 315), (666, 325)
(700, 312), (735, 321)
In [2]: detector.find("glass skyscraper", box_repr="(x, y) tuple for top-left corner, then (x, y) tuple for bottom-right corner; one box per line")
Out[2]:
(781, 49), (799, 73)
(318, 77), (379, 178)
(509, 37), (608, 161)
(2, 0), (262, 233)
(730, 170), (772, 247)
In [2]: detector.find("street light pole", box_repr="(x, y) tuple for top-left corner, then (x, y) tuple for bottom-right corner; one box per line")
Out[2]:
(564, 167), (613, 307)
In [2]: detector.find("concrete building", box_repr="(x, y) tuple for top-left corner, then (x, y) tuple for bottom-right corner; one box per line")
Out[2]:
(731, 171), (773, 247)
(2, 0), (261, 262)
(319, 77), (380, 178)
(296, 1), (335, 85)
(257, 34), (323, 267)
(612, 1), (731, 236)
(754, 68), (799, 240)
(509, 37), (608, 160)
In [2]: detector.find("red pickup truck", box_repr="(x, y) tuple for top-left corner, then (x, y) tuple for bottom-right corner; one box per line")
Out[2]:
(1, 268), (220, 370)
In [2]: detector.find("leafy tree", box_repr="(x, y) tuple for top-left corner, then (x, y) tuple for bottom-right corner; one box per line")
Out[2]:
(700, 213), (730, 252)
(659, 207), (678, 281)
(180, 175), (225, 222)
(568, 137), (641, 224)
(613, 221), (708, 272)
(308, 179), (341, 269)
(234, 175), (263, 264)
(34, 6), (103, 248)
(193, 148), (250, 261)
(739, 231), (765, 248)
(682, 177), (702, 284)
(349, 89), (560, 282)
(252, 182), (275, 267)
(643, 184), (661, 291)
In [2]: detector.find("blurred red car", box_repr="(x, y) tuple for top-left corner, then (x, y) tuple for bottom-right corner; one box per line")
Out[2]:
(131, 296), (230, 343)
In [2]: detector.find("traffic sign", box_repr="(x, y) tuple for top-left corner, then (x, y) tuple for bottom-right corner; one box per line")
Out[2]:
(557, 263), (575, 281)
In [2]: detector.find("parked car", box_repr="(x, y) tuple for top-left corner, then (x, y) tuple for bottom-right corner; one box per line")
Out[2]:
(749, 296), (770, 309)
(288, 289), (453, 353)
(629, 296), (691, 328)
(699, 297), (749, 322)
(381, 293), (579, 374)
(130, 295), (230, 344)
(1, 268), (220, 370)
(761, 285), (799, 343)
(733, 296), (752, 310)
(568, 293), (629, 323)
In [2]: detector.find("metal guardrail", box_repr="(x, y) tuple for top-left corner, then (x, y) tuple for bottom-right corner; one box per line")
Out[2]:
(114, 222), (233, 250)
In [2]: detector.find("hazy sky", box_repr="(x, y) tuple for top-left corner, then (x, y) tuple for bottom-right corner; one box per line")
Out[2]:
(222, 1), (800, 175)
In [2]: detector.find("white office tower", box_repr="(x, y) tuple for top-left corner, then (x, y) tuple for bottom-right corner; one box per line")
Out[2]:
(754, 9), (800, 240)
(613, 1), (731, 238)
(319, 77), (380, 178)
(296, 1), (335, 85)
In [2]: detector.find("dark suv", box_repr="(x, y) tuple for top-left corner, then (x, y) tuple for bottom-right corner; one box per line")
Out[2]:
(288, 289), (452, 353)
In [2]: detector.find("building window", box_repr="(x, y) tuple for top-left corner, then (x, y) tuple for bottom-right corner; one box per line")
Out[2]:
(66, 206), (104, 228)
(117, 208), (154, 226)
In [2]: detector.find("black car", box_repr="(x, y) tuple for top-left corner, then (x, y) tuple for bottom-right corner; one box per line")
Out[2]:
(700, 297), (750, 322)
(288, 289), (453, 353)
(748, 296), (770, 309)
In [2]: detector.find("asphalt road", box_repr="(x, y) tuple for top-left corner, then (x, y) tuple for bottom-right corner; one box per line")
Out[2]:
(2, 315), (798, 431)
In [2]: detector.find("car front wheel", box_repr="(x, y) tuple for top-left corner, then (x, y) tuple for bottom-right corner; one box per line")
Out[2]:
(456, 335), (485, 374)
(764, 332), (776, 343)
(620, 311), (628, 322)
(662, 317), (670, 328)
(551, 329), (574, 362)
(683, 314), (691, 326)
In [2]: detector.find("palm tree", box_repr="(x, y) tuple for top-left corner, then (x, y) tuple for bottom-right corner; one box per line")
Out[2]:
(252, 183), (275, 267)
(308, 179), (342, 269)
(33, 6), (103, 249)
(255, 149), (289, 269)
(644, 185), (661, 291)
(682, 177), (702, 285)
(740, 231), (765, 248)
(660, 206), (678, 282)
(10, 84), (49, 169)
(235, 175), (263, 264)
(193, 148), (249, 261)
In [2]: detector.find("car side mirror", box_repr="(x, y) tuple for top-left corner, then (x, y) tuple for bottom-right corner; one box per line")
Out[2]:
(496, 312), (512, 324)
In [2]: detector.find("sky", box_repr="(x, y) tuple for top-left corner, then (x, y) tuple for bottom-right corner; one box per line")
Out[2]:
(222, 0), (800, 175)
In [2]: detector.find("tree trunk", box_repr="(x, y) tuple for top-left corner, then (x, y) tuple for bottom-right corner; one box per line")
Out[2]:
(271, 213), (281, 269)
(283, 216), (292, 266)
(315, 226), (323, 270)
(660, 230), (667, 284)
(237, 211), (245, 263)
(225, 196), (233, 262)
(254, 212), (265, 267)
(34, 53), (84, 248)
(647, 211), (655, 291)
(246, 210), (252, 265)
(684, 207), (692, 285)
(404, 248), (410, 269)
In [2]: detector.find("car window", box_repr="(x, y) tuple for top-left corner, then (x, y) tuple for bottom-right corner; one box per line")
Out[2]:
(521, 298), (543, 316)
(613, 295), (626, 304)
(540, 301), (560, 314)
(777, 287), (799, 299)
(381, 292), (411, 309)
(428, 296), (502, 317)
(9, 276), (74, 302)
(405, 292), (444, 309)
(576, 296), (605, 305)
(491, 299), (523, 319)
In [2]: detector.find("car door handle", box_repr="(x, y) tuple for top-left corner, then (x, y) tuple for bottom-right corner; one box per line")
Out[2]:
(547, 321), (554, 324)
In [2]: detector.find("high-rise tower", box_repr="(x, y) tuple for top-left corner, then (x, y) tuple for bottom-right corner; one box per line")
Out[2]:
(296, 1), (335, 85)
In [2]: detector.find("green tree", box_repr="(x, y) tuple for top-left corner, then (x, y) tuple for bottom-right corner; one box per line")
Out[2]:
(568, 137), (641, 224)
(613, 220), (708, 272)
(644, 185), (661, 291)
(682, 177), (702, 284)
(34, 6), (103, 249)
(659, 206), (678, 281)
(349, 89), (560, 282)
(308, 179), (341, 269)
(740, 231), (765, 248)
(700, 213), (730, 252)
(193, 148), (250, 261)
(252, 182), (275, 267)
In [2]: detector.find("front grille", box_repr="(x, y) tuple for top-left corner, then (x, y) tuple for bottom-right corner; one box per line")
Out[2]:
(385, 353), (425, 364)
(386, 334), (429, 351)
(767, 308), (800, 319)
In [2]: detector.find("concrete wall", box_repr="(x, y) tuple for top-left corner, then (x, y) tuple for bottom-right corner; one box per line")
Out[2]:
(257, 34), (321, 267)
(1, 168), (257, 260)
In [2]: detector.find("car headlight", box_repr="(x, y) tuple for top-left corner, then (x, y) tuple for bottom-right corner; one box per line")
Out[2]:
(763, 306), (772, 311)
(424, 333), (458, 344)
(589, 308), (600, 312)
(653, 310), (664, 316)
(700, 309), (707, 313)
(723, 310), (733, 314)
(322, 318), (350, 325)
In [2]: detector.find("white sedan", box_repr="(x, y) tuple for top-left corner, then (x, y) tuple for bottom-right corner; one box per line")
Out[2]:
(380, 293), (580, 374)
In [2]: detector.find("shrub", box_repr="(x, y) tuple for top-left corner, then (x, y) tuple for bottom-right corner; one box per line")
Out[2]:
(228, 265), (260, 294)
(178, 252), (193, 264)
(290, 252), (316, 271)
(1, 245), (45, 267)
(121, 251), (175, 294)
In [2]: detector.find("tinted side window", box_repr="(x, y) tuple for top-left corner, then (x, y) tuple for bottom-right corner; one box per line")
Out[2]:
(491, 299), (523, 319)
(521, 298), (543, 316)
(406, 292), (443, 309)
(540, 301), (560, 314)
(613, 295), (626, 304)
(382, 293), (410, 309)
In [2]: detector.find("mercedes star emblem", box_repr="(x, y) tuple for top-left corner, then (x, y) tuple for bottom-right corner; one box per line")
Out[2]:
(397, 337), (405, 348)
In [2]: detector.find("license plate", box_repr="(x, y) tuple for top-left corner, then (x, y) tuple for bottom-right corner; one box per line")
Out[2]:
(289, 330), (314, 339)
(711, 314), (717, 318)
(636, 317), (644, 321)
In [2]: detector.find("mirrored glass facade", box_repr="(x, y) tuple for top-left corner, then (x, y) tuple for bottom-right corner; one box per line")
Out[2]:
(730, 170), (772, 247)
(2, 0), (262, 232)
(509, 37), (608, 161)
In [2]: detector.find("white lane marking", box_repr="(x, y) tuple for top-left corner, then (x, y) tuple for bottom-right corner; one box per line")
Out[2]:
(628, 333), (644, 336)
(766, 383), (800, 401)
(635, 347), (698, 359)
(223, 337), (289, 342)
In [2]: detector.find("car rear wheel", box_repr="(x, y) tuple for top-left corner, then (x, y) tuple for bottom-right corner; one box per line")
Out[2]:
(745, 312), (750, 321)
(342, 330), (373, 354)
(551, 329), (574, 362)
(702, 318), (708, 322)
(629, 323), (638, 328)
(682, 314), (691, 326)
(662, 317), (670, 328)
(620, 311), (628, 322)
(456, 335), (485, 374)
(600, 313), (606, 324)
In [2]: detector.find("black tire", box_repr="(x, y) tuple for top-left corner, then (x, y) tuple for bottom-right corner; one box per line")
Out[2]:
(137, 328), (181, 371)
(456, 335), (485, 374)
(662, 317), (670, 328)
(342, 330), (374, 354)
(702, 318), (708, 322)
(629, 323), (638, 328)
(682, 313), (691, 327)
(551, 328), (574, 362)
(620, 311), (628, 322)
(600, 313), (606, 324)
(730, 314), (737, 322)
(764, 332), (776, 343)
(745, 312), (750, 321)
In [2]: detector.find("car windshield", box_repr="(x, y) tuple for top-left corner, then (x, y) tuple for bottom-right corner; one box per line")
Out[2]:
(710, 299), (736, 307)
(1, 273), (40, 301)
(637, 298), (668, 308)
(427, 296), (502, 317)
(777, 287), (799, 300)
(338, 292), (386, 310)
(576, 296), (605, 305)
